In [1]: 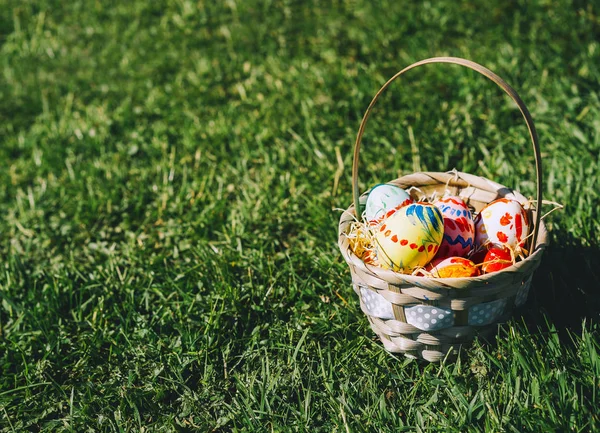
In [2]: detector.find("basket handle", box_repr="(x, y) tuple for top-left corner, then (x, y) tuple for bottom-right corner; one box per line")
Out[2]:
(352, 56), (543, 251)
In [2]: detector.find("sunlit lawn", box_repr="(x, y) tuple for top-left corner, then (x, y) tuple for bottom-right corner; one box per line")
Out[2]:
(1, 1), (599, 431)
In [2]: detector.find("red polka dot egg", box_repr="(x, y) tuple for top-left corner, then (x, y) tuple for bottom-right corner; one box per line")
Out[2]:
(434, 196), (475, 258)
(474, 199), (530, 249)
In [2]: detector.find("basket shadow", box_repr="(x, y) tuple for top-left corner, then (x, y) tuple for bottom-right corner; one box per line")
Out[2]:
(517, 232), (600, 336)
(454, 232), (599, 359)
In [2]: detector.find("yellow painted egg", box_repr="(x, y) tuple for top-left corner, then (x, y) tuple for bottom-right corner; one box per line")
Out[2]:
(374, 203), (444, 271)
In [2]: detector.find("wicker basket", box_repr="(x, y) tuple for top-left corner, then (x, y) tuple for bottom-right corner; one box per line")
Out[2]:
(338, 57), (549, 362)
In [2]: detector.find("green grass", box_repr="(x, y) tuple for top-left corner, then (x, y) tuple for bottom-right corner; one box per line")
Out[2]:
(1, 0), (600, 431)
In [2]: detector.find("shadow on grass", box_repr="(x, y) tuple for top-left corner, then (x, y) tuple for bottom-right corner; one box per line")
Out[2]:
(518, 232), (600, 336)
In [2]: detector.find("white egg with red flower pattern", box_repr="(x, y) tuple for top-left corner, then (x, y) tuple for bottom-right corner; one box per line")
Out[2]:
(474, 199), (530, 249)
(434, 196), (475, 258)
(365, 184), (412, 223)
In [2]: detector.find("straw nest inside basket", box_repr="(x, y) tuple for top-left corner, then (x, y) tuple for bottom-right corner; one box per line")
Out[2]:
(338, 171), (549, 363)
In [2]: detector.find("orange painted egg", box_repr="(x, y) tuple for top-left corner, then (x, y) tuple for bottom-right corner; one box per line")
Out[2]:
(434, 196), (475, 258)
(424, 256), (445, 271)
(374, 203), (444, 271)
(474, 199), (530, 249)
(430, 257), (480, 278)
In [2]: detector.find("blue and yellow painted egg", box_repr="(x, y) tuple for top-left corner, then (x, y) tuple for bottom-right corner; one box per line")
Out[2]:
(374, 203), (444, 271)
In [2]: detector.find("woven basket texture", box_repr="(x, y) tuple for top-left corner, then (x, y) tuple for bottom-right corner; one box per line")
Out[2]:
(339, 57), (547, 362)
(338, 172), (548, 363)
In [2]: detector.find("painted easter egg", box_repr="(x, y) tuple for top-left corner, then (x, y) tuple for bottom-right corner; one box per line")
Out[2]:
(365, 184), (412, 222)
(424, 256), (444, 271)
(374, 203), (444, 271)
(481, 245), (513, 273)
(430, 257), (480, 278)
(474, 199), (530, 249)
(434, 196), (475, 258)
(467, 246), (489, 265)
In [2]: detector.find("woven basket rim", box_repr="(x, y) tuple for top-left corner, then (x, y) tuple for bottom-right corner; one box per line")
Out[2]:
(338, 170), (549, 287)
